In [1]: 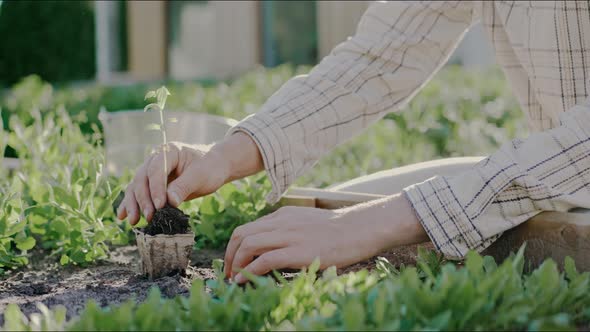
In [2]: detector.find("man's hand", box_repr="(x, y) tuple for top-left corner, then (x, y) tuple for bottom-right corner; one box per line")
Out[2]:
(224, 193), (428, 283)
(117, 132), (264, 225)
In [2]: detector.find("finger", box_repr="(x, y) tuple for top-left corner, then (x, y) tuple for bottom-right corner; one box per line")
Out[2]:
(125, 191), (141, 225)
(234, 248), (294, 284)
(230, 231), (292, 278)
(117, 203), (127, 220)
(223, 216), (281, 278)
(134, 175), (155, 222)
(147, 145), (180, 209)
(117, 187), (134, 221)
(166, 166), (200, 207)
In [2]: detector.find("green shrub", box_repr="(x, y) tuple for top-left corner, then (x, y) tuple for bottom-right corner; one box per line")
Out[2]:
(0, 1), (95, 85)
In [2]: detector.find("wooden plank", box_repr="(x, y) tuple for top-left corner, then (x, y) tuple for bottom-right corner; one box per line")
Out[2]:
(286, 187), (384, 209)
(278, 195), (317, 208)
(279, 187), (590, 270)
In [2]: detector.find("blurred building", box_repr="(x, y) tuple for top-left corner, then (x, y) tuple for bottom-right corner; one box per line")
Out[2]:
(96, 1), (494, 83)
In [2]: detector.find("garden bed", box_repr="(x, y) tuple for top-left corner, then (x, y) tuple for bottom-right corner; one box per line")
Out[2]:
(0, 243), (428, 324)
(5, 66), (589, 330)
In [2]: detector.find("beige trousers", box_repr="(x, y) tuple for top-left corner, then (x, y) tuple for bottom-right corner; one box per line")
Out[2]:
(329, 157), (486, 195)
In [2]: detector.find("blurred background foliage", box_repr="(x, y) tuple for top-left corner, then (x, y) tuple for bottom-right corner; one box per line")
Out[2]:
(0, 0), (523, 187)
(0, 0), (96, 85)
(0, 64), (527, 188)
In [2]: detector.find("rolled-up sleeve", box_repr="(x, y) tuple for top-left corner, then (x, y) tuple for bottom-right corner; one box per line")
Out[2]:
(404, 99), (590, 259)
(228, 1), (475, 203)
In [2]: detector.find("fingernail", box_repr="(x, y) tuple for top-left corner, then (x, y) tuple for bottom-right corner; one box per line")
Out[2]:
(170, 191), (181, 206)
(234, 273), (245, 284)
(153, 198), (162, 209)
(144, 206), (152, 216)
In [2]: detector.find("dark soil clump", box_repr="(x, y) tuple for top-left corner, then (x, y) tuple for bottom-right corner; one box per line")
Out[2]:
(142, 205), (190, 235)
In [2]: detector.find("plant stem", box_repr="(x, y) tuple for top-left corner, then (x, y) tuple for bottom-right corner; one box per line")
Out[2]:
(159, 107), (167, 191)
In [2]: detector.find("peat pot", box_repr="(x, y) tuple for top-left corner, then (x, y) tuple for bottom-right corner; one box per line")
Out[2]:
(133, 229), (195, 279)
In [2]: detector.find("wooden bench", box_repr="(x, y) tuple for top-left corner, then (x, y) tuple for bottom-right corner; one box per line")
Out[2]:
(279, 187), (590, 271)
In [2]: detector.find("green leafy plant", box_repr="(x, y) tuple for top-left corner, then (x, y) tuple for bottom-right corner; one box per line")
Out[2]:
(4, 247), (590, 331)
(0, 188), (34, 272)
(181, 174), (273, 249)
(0, 108), (130, 270)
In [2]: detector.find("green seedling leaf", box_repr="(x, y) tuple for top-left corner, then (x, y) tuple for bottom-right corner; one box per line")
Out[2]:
(564, 256), (578, 279)
(146, 123), (161, 131)
(15, 236), (35, 251)
(200, 196), (220, 215)
(60, 254), (69, 265)
(53, 186), (79, 209)
(144, 90), (157, 100)
(143, 103), (160, 113)
(155, 86), (171, 109)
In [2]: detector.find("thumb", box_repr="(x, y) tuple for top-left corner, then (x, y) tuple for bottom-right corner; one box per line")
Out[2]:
(166, 170), (199, 207)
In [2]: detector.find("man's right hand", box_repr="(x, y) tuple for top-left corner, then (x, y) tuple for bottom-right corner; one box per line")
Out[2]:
(117, 132), (264, 225)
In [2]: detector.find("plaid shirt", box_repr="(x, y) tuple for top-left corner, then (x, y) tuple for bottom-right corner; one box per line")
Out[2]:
(228, 1), (590, 259)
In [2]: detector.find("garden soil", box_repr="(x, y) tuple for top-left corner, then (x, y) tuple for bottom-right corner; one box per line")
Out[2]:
(142, 206), (190, 236)
(0, 243), (430, 324)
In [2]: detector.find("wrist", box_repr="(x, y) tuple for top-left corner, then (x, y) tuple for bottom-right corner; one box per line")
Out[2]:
(210, 131), (264, 184)
(339, 193), (428, 254)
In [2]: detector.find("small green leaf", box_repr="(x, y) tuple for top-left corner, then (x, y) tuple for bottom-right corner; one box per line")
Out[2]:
(564, 256), (578, 279)
(146, 123), (161, 131)
(4, 304), (26, 331)
(143, 103), (160, 113)
(53, 186), (79, 209)
(218, 183), (237, 202)
(15, 236), (35, 250)
(200, 196), (220, 215)
(144, 90), (157, 100)
(465, 250), (483, 276)
(51, 219), (69, 234)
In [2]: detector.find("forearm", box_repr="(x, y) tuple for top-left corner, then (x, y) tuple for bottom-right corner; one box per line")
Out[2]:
(403, 98), (590, 259)
(225, 1), (473, 204)
(210, 131), (264, 183)
(338, 193), (429, 254)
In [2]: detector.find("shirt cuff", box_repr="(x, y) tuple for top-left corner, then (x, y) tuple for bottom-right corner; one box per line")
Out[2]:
(402, 176), (486, 260)
(226, 113), (294, 204)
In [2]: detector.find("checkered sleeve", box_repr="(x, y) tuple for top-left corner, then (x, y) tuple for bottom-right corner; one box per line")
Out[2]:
(403, 99), (590, 259)
(228, 1), (474, 203)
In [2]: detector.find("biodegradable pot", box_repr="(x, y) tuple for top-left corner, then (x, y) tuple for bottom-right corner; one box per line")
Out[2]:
(134, 229), (194, 279)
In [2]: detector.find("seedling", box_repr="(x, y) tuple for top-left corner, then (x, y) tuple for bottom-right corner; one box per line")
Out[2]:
(137, 86), (194, 279)
(144, 86), (172, 190)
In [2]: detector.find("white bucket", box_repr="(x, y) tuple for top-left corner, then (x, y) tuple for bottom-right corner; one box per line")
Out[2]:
(99, 109), (238, 176)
